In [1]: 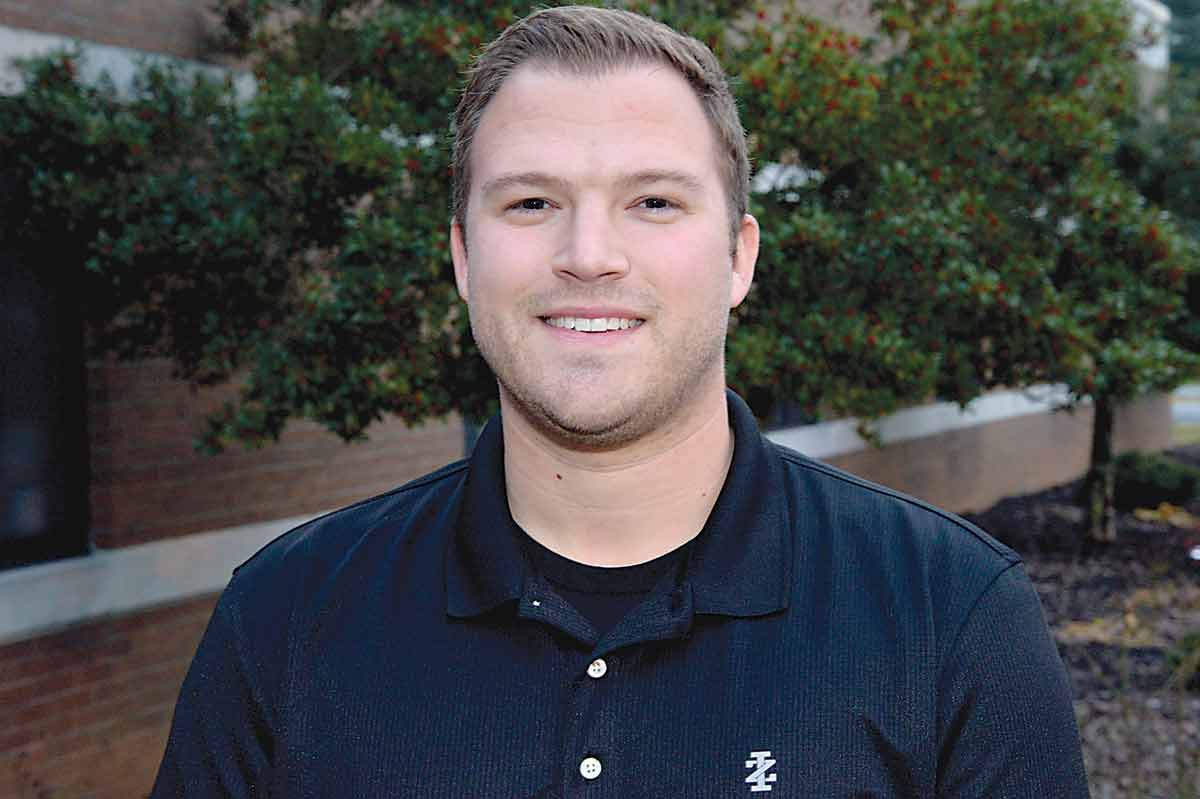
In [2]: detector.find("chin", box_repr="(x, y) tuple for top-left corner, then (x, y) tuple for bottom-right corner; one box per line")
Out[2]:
(542, 414), (648, 452)
(509, 383), (652, 451)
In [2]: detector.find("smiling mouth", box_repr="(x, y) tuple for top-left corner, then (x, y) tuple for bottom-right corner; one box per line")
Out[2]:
(540, 316), (645, 332)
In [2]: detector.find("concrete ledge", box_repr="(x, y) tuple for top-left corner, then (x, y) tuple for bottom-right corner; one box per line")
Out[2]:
(1129, 0), (1170, 69)
(766, 384), (1076, 459)
(0, 511), (320, 645)
(823, 393), (1171, 515)
(0, 23), (252, 97)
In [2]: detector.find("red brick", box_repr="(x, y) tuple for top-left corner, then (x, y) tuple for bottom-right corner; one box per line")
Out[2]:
(53, 724), (167, 799)
(3, 652), (196, 764)
(86, 359), (463, 549)
(0, 660), (113, 710)
(9, 684), (92, 729)
(0, 595), (209, 795)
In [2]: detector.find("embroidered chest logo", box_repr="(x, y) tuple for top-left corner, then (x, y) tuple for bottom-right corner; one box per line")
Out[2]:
(744, 750), (777, 792)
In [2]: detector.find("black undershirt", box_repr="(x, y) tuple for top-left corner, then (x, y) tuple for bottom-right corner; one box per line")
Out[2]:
(520, 532), (692, 637)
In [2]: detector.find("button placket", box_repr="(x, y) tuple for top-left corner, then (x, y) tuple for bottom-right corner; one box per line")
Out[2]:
(519, 579), (600, 648)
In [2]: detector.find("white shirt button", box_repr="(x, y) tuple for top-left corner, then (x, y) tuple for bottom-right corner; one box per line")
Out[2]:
(587, 658), (608, 679)
(579, 756), (602, 780)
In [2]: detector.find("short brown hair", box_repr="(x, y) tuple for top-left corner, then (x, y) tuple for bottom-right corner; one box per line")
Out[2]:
(451, 5), (749, 248)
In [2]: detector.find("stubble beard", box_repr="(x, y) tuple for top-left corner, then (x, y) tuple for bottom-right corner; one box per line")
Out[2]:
(472, 306), (730, 453)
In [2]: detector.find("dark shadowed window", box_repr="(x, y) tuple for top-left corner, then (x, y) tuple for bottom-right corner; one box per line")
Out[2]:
(1, 250), (90, 568)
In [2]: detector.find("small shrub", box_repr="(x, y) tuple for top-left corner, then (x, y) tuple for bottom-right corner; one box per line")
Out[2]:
(1113, 451), (1200, 511)
(1167, 631), (1200, 692)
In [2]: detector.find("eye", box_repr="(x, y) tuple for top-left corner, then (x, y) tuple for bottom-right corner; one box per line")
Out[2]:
(509, 198), (550, 212)
(633, 197), (681, 220)
(633, 195), (681, 211)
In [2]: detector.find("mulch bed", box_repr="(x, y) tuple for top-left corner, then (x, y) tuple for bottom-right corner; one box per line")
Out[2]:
(961, 446), (1200, 798)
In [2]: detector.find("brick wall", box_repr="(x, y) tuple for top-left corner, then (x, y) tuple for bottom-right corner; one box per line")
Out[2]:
(0, 0), (222, 62)
(88, 358), (466, 549)
(0, 353), (467, 799)
(0, 596), (216, 799)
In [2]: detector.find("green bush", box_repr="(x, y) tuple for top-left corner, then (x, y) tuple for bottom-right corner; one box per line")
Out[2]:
(1168, 630), (1200, 692)
(2, 0), (1196, 455)
(1112, 451), (1200, 511)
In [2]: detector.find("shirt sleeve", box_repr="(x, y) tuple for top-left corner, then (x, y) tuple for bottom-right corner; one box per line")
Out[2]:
(150, 591), (275, 798)
(936, 563), (1090, 798)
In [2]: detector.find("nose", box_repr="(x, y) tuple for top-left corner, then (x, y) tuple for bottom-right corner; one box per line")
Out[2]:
(551, 203), (630, 282)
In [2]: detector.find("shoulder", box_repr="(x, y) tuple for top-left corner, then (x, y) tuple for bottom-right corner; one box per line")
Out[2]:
(768, 441), (1024, 653)
(771, 441), (1019, 567)
(186, 458), (471, 726)
(220, 457), (470, 615)
(245, 457), (466, 566)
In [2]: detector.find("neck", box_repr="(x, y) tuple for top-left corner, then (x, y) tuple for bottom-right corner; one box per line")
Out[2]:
(502, 387), (734, 567)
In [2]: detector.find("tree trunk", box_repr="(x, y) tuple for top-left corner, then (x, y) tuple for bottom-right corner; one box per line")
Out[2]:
(1085, 395), (1117, 542)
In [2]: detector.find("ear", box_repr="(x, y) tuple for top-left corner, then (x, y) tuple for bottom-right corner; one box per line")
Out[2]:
(450, 217), (469, 302)
(729, 213), (759, 309)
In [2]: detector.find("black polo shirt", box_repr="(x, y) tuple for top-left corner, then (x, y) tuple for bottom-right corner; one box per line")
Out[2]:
(151, 390), (1089, 798)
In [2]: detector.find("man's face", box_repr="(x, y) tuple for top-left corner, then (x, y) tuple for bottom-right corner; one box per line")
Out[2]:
(451, 63), (757, 450)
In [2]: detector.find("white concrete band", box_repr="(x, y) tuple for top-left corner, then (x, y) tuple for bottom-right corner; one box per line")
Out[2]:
(766, 384), (1078, 458)
(1129, 0), (1171, 70)
(0, 23), (253, 98)
(0, 512), (322, 646)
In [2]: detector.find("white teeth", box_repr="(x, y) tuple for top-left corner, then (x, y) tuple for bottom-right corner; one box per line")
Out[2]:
(543, 316), (644, 332)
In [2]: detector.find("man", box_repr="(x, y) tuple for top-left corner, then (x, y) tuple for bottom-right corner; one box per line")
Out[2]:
(152, 6), (1089, 797)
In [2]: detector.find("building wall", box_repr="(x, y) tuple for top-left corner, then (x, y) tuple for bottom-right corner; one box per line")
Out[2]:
(0, 595), (216, 799)
(0, 0), (222, 63)
(828, 394), (1171, 514)
(2, 357), (465, 799)
(88, 358), (463, 549)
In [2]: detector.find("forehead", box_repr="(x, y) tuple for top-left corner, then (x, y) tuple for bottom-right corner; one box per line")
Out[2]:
(469, 63), (722, 193)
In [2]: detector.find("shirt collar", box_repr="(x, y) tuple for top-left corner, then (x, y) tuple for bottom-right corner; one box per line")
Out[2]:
(445, 389), (792, 620)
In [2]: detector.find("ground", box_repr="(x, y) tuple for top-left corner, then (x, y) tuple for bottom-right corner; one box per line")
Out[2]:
(963, 446), (1200, 798)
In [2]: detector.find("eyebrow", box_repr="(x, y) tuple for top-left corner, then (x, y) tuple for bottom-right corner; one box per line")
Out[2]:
(479, 169), (708, 201)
